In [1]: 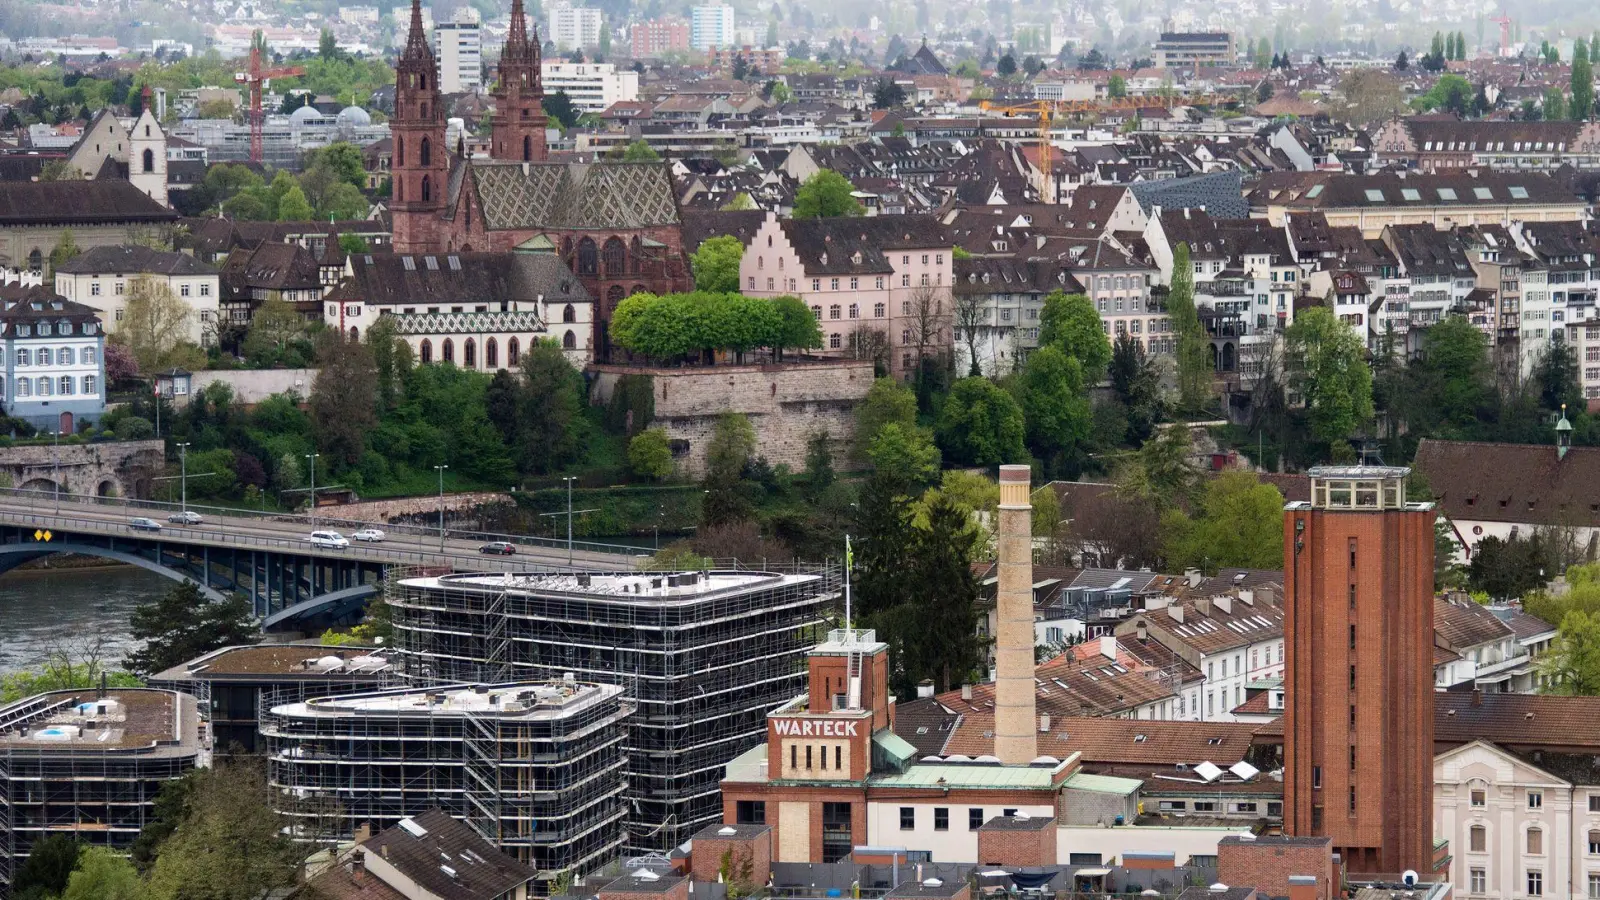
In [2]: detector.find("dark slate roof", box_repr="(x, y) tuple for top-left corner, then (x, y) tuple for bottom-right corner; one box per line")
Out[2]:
(0, 287), (102, 325)
(1128, 171), (1248, 219)
(1435, 595), (1514, 650)
(1383, 224), (1474, 277)
(0, 154), (59, 182)
(600, 870), (689, 894)
(0, 179), (177, 225)
(360, 809), (535, 900)
(1248, 170), (1582, 210)
(224, 242), (320, 292)
(892, 696), (961, 758)
(1493, 606), (1558, 641)
(977, 814), (1055, 831)
(679, 209), (768, 252)
(1512, 751), (1600, 786)
(1413, 438), (1600, 528)
(55, 244), (218, 277)
(344, 252), (592, 307)
(464, 160), (682, 231)
(780, 214), (950, 276)
(167, 158), (207, 186)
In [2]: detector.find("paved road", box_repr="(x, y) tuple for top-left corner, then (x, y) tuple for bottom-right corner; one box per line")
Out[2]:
(0, 493), (642, 572)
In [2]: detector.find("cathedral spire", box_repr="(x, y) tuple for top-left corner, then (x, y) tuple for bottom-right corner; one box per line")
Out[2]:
(402, 0), (433, 64)
(504, 0), (532, 61)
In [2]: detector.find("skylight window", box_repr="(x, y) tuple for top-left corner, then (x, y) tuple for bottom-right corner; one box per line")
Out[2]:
(1364, 189), (1385, 202)
(1474, 187), (1493, 200)
(1509, 186), (1530, 199)
(1437, 188), (1457, 201)
(1306, 184), (1324, 198)
(1401, 189), (1421, 201)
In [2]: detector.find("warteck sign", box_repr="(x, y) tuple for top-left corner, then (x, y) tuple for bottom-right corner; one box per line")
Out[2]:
(772, 718), (860, 738)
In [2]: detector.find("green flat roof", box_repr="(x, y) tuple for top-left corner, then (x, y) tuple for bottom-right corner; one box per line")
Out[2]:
(869, 763), (1061, 790)
(1064, 772), (1143, 795)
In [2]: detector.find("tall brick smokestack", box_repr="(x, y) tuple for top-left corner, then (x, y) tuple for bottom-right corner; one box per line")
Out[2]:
(994, 464), (1036, 765)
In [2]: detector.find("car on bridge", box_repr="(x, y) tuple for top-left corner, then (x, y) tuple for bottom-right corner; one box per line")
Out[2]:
(129, 517), (162, 532)
(353, 527), (386, 543)
(308, 530), (351, 549)
(479, 541), (517, 556)
(168, 511), (204, 525)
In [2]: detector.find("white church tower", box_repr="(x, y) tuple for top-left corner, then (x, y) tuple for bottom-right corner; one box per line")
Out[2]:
(128, 108), (168, 208)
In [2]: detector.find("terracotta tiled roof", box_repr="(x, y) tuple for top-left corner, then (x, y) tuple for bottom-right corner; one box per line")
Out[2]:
(360, 809), (535, 900)
(935, 714), (1263, 763)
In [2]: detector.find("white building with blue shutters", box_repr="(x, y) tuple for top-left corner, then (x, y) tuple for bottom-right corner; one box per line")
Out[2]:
(0, 287), (106, 434)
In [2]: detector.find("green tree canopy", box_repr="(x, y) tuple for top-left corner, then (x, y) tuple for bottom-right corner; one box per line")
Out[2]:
(610, 292), (801, 360)
(1161, 471), (1286, 572)
(793, 170), (865, 218)
(1017, 345), (1092, 472)
(124, 581), (256, 677)
(1285, 306), (1374, 444)
(935, 376), (1027, 467)
(867, 421), (940, 486)
(1168, 243), (1212, 415)
(855, 377), (919, 461)
(1039, 289), (1112, 379)
(691, 234), (745, 293)
(628, 427), (674, 480)
(1540, 610), (1600, 696)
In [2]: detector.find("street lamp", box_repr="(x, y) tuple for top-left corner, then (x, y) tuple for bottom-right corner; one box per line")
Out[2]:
(434, 464), (448, 551)
(305, 452), (320, 529)
(564, 476), (577, 565)
(177, 442), (190, 517)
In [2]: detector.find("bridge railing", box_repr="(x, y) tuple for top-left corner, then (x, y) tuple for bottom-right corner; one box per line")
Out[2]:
(0, 486), (648, 562)
(0, 501), (632, 571)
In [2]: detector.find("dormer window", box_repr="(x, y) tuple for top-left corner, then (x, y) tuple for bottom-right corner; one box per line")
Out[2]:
(37, 323), (50, 336)
(820, 252), (828, 266)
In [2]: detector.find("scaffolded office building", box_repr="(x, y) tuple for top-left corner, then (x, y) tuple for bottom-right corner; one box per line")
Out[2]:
(387, 568), (835, 850)
(0, 689), (202, 896)
(262, 679), (629, 891)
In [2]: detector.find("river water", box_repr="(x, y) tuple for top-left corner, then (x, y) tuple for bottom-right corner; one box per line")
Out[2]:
(0, 566), (168, 675)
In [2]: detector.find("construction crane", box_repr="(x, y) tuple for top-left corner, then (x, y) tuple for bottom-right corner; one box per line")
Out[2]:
(980, 93), (1241, 197)
(234, 45), (304, 164)
(1490, 12), (1513, 57)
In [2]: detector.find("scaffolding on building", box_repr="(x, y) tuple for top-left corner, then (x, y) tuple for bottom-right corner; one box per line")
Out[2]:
(261, 679), (630, 892)
(0, 692), (201, 894)
(385, 563), (839, 852)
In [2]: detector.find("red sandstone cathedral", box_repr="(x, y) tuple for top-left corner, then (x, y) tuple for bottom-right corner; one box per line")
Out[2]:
(390, 0), (691, 328)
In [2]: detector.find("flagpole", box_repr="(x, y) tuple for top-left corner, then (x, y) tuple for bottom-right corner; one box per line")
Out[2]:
(844, 534), (852, 633)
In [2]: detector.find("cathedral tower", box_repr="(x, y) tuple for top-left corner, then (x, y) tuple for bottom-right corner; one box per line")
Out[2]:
(391, 0), (448, 254)
(491, 0), (548, 162)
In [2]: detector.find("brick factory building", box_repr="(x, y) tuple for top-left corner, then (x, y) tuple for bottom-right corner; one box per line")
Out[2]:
(1283, 466), (1437, 874)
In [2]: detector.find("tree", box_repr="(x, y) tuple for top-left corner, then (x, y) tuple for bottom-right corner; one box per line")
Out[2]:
(691, 234), (744, 293)
(935, 376), (1027, 467)
(1544, 87), (1568, 122)
(1107, 74), (1127, 98)
(1285, 306), (1374, 445)
(1168, 243), (1211, 415)
(793, 170), (865, 218)
(543, 90), (580, 128)
(620, 139), (661, 161)
(241, 297), (307, 365)
(1117, 424), (1201, 508)
(954, 288), (988, 376)
(48, 228), (81, 275)
(1540, 610), (1600, 696)
(1415, 314), (1493, 429)
(702, 412), (757, 527)
(14, 833), (80, 899)
(1162, 471), (1286, 572)
(1467, 534), (1550, 599)
(62, 846), (143, 900)
(996, 52), (1017, 76)
(1108, 333), (1165, 443)
(1395, 49), (1409, 71)
(39, 160), (84, 182)
(803, 431), (835, 499)
(855, 377), (919, 461)
(1573, 42), (1595, 121)
(309, 336), (378, 467)
(1337, 68), (1404, 125)
(867, 422), (940, 487)
(872, 78), (908, 109)
(1038, 289), (1111, 380)
(276, 184), (314, 221)
(1532, 339), (1584, 414)
(520, 339), (586, 474)
(318, 26), (338, 59)
(143, 760), (302, 900)
(1419, 74), (1474, 115)
(125, 581), (256, 676)
(1018, 345), (1092, 473)
(116, 276), (196, 373)
(889, 493), (986, 693)
(628, 427), (674, 480)
(771, 296), (823, 357)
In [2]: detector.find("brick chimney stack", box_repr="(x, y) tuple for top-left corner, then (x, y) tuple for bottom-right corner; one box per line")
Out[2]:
(994, 464), (1036, 765)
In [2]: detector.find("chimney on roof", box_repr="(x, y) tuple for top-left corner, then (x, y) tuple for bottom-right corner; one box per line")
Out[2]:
(961, 683), (973, 701)
(917, 679), (936, 699)
(352, 850), (367, 884)
(1137, 622), (1148, 641)
(994, 464), (1037, 766)
(1167, 606), (1185, 624)
(1099, 634), (1118, 660)
(1471, 687), (1483, 708)
(1196, 595), (1213, 617)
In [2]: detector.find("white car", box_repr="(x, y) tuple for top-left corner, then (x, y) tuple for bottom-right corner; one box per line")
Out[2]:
(353, 527), (386, 543)
(307, 530), (350, 549)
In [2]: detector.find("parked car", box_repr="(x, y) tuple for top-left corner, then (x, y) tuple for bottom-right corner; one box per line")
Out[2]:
(129, 517), (162, 532)
(168, 510), (203, 525)
(353, 527), (386, 543)
(479, 541), (516, 556)
(308, 530), (350, 549)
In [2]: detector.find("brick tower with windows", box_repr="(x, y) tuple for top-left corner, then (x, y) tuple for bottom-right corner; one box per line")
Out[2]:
(491, 0), (548, 162)
(391, 0), (448, 254)
(1284, 466), (1436, 875)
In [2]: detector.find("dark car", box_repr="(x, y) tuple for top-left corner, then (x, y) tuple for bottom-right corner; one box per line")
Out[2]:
(479, 541), (517, 556)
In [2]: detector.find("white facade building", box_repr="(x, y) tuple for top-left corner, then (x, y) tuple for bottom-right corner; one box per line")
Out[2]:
(433, 7), (483, 94)
(53, 246), (220, 347)
(690, 5), (735, 50)
(538, 63), (640, 113)
(547, 5), (602, 50)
